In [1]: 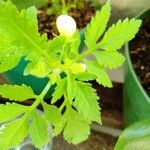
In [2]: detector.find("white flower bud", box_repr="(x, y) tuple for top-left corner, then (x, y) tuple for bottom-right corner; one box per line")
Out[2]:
(56, 15), (77, 37)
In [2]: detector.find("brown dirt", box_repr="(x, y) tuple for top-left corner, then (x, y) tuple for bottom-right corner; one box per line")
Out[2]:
(37, 2), (96, 39)
(129, 15), (150, 96)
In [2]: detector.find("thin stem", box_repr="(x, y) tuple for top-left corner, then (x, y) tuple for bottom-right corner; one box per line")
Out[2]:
(39, 81), (51, 98)
(61, 0), (67, 12)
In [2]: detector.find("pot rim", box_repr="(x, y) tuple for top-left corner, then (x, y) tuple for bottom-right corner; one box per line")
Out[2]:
(125, 8), (150, 103)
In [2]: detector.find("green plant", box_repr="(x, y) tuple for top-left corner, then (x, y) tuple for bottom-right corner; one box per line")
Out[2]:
(0, 1), (141, 149)
(115, 119), (150, 150)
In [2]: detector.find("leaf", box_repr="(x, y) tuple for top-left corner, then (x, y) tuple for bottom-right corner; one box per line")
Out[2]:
(76, 72), (96, 81)
(52, 78), (67, 104)
(0, 103), (29, 123)
(43, 102), (65, 136)
(0, 1), (52, 77)
(74, 81), (101, 123)
(9, 0), (49, 10)
(85, 2), (111, 49)
(85, 60), (112, 87)
(63, 108), (90, 144)
(67, 73), (77, 103)
(115, 120), (150, 150)
(97, 18), (142, 51)
(93, 51), (125, 69)
(0, 84), (36, 101)
(29, 110), (50, 148)
(0, 117), (28, 150)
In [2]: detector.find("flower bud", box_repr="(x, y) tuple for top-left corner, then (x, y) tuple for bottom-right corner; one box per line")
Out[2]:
(56, 15), (77, 37)
(70, 63), (87, 74)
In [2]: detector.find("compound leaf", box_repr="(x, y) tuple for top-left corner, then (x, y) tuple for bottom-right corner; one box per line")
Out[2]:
(0, 84), (36, 101)
(0, 103), (29, 123)
(74, 81), (101, 123)
(29, 110), (50, 148)
(0, 117), (28, 150)
(85, 2), (111, 49)
(97, 18), (142, 51)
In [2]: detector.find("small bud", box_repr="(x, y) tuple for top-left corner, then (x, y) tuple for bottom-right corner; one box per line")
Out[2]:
(70, 63), (87, 74)
(56, 15), (77, 37)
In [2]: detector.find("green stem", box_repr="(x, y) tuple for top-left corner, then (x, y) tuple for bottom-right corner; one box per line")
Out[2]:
(61, 0), (67, 12)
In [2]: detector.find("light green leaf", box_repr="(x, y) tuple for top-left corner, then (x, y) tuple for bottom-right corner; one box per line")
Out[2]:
(0, 117), (28, 150)
(52, 78), (67, 104)
(0, 1), (51, 77)
(9, 0), (48, 10)
(85, 2), (111, 49)
(93, 51), (125, 69)
(74, 81), (101, 123)
(29, 110), (49, 148)
(63, 108), (90, 144)
(67, 73), (77, 103)
(85, 60), (112, 87)
(76, 72), (96, 81)
(115, 120), (150, 150)
(0, 103), (29, 123)
(97, 18), (142, 51)
(43, 102), (65, 136)
(0, 53), (21, 73)
(0, 84), (36, 101)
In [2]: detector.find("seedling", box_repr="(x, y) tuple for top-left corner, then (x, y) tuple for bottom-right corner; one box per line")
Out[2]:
(0, 1), (141, 149)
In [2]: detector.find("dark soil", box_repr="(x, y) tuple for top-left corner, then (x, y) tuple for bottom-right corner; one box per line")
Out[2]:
(129, 15), (150, 96)
(37, 2), (96, 39)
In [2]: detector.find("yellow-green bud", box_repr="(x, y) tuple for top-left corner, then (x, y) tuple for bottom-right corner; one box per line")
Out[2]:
(69, 63), (87, 74)
(56, 15), (77, 37)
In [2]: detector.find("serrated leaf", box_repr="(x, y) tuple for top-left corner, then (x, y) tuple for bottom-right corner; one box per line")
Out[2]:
(63, 108), (90, 144)
(0, 52), (22, 73)
(0, 84), (36, 101)
(93, 51), (125, 69)
(76, 72), (96, 81)
(0, 103), (29, 123)
(67, 73), (77, 103)
(52, 78), (67, 104)
(43, 102), (65, 136)
(29, 110), (49, 148)
(0, 1), (52, 77)
(85, 2), (111, 49)
(97, 18), (142, 51)
(115, 120), (150, 150)
(85, 60), (112, 87)
(0, 117), (28, 150)
(74, 81), (101, 123)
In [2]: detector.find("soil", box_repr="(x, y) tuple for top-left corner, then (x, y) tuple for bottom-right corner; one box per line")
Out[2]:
(129, 15), (150, 96)
(37, 2), (96, 39)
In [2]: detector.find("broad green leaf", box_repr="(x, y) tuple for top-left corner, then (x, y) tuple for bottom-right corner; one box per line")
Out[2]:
(0, 103), (29, 123)
(85, 60), (112, 87)
(29, 110), (49, 148)
(52, 78), (67, 104)
(85, 2), (111, 49)
(9, 0), (48, 10)
(74, 81), (101, 123)
(97, 18), (142, 51)
(43, 102), (65, 136)
(0, 1), (52, 77)
(0, 117), (28, 150)
(93, 51), (125, 69)
(76, 72), (96, 81)
(63, 108), (90, 144)
(115, 120), (150, 150)
(67, 74), (77, 103)
(0, 84), (36, 101)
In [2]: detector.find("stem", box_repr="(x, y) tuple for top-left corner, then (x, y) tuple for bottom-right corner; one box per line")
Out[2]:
(61, 0), (67, 12)
(39, 81), (51, 98)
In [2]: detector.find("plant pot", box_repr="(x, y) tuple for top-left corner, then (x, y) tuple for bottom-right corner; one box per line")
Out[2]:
(123, 9), (150, 126)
